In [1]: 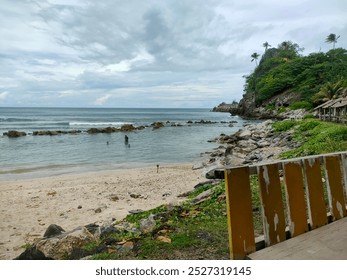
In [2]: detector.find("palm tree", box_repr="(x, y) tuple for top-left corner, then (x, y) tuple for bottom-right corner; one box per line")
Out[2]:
(312, 80), (344, 103)
(263, 41), (271, 52)
(325, 33), (340, 50)
(251, 52), (260, 67)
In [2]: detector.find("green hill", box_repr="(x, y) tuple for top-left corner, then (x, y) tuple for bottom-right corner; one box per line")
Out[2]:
(244, 41), (347, 108)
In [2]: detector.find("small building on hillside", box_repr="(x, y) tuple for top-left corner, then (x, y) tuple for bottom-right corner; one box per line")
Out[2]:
(314, 97), (347, 123)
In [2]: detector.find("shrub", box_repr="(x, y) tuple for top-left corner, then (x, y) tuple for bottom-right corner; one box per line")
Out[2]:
(272, 120), (297, 132)
(289, 101), (313, 110)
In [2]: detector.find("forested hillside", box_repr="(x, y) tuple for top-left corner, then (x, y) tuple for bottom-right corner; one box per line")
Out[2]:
(243, 36), (347, 108)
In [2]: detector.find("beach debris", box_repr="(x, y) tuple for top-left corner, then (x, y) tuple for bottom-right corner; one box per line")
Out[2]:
(94, 208), (102, 214)
(128, 209), (144, 214)
(162, 192), (171, 197)
(129, 193), (141, 199)
(77, 205), (82, 209)
(108, 194), (119, 201)
(47, 190), (57, 197)
(155, 236), (172, 243)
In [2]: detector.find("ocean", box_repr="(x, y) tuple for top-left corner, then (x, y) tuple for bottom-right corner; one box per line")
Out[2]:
(0, 107), (247, 179)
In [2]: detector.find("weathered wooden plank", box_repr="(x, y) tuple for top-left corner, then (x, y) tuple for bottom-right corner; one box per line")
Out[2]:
(257, 164), (286, 246)
(249, 216), (347, 260)
(302, 158), (328, 229)
(341, 153), (347, 198)
(283, 161), (309, 237)
(324, 155), (346, 220)
(224, 167), (255, 260)
(217, 152), (347, 178)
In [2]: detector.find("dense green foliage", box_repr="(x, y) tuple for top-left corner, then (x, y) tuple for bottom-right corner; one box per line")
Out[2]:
(244, 41), (347, 106)
(273, 119), (347, 158)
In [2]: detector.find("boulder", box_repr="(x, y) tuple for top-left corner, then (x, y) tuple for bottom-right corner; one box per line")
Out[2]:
(15, 246), (53, 260)
(4, 130), (27, 137)
(151, 122), (165, 129)
(87, 128), (101, 134)
(139, 214), (156, 233)
(36, 226), (95, 259)
(238, 129), (252, 139)
(120, 124), (137, 131)
(43, 224), (65, 238)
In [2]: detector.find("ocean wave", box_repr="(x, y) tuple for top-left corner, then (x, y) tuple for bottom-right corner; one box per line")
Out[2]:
(70, 122), (132, 127)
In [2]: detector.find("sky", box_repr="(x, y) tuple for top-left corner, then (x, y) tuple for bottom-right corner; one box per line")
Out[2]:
(0, 0), (346, 108)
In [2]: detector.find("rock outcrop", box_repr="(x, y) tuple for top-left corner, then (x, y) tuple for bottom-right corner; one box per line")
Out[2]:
(3, 130), (27, 137)
(32, 130), (81, 136)
(229, 91), (305, 119)
(198, 120), (303, 179)
(212, 102), (239, 113)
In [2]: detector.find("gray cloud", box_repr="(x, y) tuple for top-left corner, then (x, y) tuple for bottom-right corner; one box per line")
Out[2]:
(0, 0), (346, 107)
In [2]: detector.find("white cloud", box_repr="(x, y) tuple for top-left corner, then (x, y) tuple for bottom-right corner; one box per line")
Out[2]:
(94, 94), (112, 106)
(0, 91), (9, 101)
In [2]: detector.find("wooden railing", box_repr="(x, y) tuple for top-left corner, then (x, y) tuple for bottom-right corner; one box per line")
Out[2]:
(224, 152), (347, 260)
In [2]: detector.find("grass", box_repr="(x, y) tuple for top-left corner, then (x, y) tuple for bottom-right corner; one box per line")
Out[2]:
(273, 119), (347, 158)
(81, 180), (267, 260)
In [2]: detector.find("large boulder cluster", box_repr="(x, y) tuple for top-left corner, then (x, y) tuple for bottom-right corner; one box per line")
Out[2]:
(199, 120), (302, 178)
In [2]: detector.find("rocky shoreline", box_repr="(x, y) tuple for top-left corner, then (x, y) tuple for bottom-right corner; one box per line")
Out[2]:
(195, 119), (302, 179)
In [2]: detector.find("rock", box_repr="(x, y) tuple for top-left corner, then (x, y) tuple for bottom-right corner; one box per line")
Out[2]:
(151, 122), (165, 129)
(87, 128), (101, 134)
(32, 130), (82, 136)
(238, 129), (252, 139)
(193, 180), (215, 189)
(257, 140), (271, 148)
(109, 194), (119, 201)
(15, 246), (53, 260)
(128, 209), (144, 214)
(99, 226), (122, 239)
(191, 189), (213, 204)
(212, 102), (238, 113)
(205, 169), (224, 179)
(43, 224), (65, 238)
(4, 130), (27, 137)
(139, 214), (156, 233)
(120, 124), (137, 131)
(84, 223), (100, 235)
(36, 226), (95, 260)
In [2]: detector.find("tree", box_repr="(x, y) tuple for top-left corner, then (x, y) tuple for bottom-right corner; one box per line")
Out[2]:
(263, 41), (271, 52)
(251, 52), (260, 66)
(325, 33), (340, 50)
(277, 41), (304, 60)
(312, 80), (345, 103)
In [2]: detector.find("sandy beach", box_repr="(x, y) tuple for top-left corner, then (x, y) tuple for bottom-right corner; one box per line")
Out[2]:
(0, 164), (206, 260)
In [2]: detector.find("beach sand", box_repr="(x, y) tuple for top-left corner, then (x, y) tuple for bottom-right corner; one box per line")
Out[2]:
(0, 164), (206, 260)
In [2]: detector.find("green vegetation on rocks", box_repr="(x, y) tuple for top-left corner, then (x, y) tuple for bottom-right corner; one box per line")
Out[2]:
(273, 119), (347, 158)
(244, 38), (347, 107)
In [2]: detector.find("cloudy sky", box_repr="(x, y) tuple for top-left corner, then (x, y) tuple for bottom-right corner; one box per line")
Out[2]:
(0, 0), (346, 108)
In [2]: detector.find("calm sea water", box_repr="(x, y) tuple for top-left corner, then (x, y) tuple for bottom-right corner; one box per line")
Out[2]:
(0, 107), (247, 179)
